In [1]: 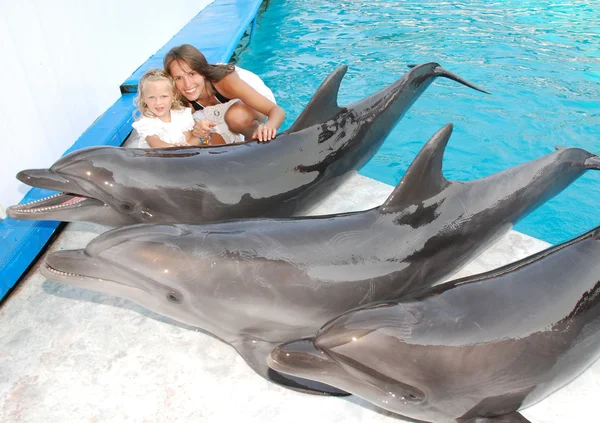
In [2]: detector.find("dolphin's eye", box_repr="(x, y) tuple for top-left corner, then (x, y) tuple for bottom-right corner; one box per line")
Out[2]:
(120, 203), (134, 213)
(167, 292), (182, 303)
(400, 391), (425, 403)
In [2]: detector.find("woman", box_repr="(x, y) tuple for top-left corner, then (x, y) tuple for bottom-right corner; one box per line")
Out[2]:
(164, 44), (285, 144)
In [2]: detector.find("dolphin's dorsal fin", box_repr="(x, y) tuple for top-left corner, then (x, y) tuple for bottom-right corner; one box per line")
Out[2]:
(287, 65), (347, 133)
(380, 124), (453, 214)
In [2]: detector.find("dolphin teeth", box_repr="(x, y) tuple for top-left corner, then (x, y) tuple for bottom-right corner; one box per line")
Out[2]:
(31, 193), (62, 203)
(45, 265), (81, 278)
(12, 194), (87, 213)
(16, 193), (63, 207)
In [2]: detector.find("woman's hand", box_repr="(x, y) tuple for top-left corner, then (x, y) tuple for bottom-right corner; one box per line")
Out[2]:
(192, 119), (217, 140)
(252, 124), (277, 143)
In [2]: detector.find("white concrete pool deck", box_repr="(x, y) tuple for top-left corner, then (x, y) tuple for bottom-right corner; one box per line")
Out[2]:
(1, 172), (599, 422)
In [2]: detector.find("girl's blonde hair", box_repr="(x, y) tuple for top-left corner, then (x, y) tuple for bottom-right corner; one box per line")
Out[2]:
(134, 69), (185, 118)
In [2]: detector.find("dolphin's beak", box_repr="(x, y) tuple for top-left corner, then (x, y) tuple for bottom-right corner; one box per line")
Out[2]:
(42, 249), (156, 303)
(43, 250), (105, 283)
(16, 169), (72, 192)
(8, 169), (106, 221)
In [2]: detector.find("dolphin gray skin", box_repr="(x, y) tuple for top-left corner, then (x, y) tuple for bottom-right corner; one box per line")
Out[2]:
(268, 226), (600, 423)
(39, 124), (600, 396)
(7, 63), (488, 227)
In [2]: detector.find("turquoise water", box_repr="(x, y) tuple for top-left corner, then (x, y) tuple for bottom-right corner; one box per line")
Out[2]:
(237, 0), (600, 245)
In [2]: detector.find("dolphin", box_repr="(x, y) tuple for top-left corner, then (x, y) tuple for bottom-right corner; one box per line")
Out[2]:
(39, 124), (600, 396)
(7, 63), (488, 227)
(268, 226), (600, 423)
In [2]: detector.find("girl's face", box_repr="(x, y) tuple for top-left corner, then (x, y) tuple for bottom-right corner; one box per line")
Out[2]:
(142, 79), (174, 121)
(169, 60), (206, 101)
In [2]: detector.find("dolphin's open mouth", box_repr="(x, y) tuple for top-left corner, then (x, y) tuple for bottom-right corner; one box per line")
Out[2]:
(7, 167), (107, 219)
(8, 193), (105, 217)
(43, 260), (88, 278)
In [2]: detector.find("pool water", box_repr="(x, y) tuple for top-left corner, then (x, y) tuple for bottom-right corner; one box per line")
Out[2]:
(236, 0), (600, 245)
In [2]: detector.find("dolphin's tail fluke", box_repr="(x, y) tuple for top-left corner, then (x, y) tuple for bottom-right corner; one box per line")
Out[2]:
(407, 63), (490, 94)
(584, 155), (600, 170)
(555, 146), (599, 170)
(433, 67), (491, 94)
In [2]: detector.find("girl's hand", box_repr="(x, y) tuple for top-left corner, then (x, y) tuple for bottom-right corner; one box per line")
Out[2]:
(252, 124), (277, 143)
(192, 120), (217, 140)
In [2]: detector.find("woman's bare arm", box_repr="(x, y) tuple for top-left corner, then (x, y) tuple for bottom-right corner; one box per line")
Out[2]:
(215, 72), (286, 133)
(208, 133), (227, 145)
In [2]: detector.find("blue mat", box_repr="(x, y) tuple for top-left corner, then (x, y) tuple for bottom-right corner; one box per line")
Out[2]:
(0, 0), (265, 300)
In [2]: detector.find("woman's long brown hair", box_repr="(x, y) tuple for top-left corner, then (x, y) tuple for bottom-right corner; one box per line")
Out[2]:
(164, 44), (235, 92)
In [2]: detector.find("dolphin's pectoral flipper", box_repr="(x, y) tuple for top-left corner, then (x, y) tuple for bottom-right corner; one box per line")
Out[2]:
(231, 338), (350, 396)
(265, 368), (350, 396)
(457, 386), (534, 423)
(458, 412), (531, 423)
(380, 124), (453, 214)
(287, 65), (347, 133)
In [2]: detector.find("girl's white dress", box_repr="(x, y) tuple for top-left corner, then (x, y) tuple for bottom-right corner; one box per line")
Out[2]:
(132, 108), (195, 148)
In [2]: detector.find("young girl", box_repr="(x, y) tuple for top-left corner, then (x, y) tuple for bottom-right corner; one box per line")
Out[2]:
(132, 69), (225, 148)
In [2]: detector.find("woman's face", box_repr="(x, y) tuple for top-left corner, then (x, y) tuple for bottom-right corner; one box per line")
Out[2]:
(169, 60), (206, 101)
